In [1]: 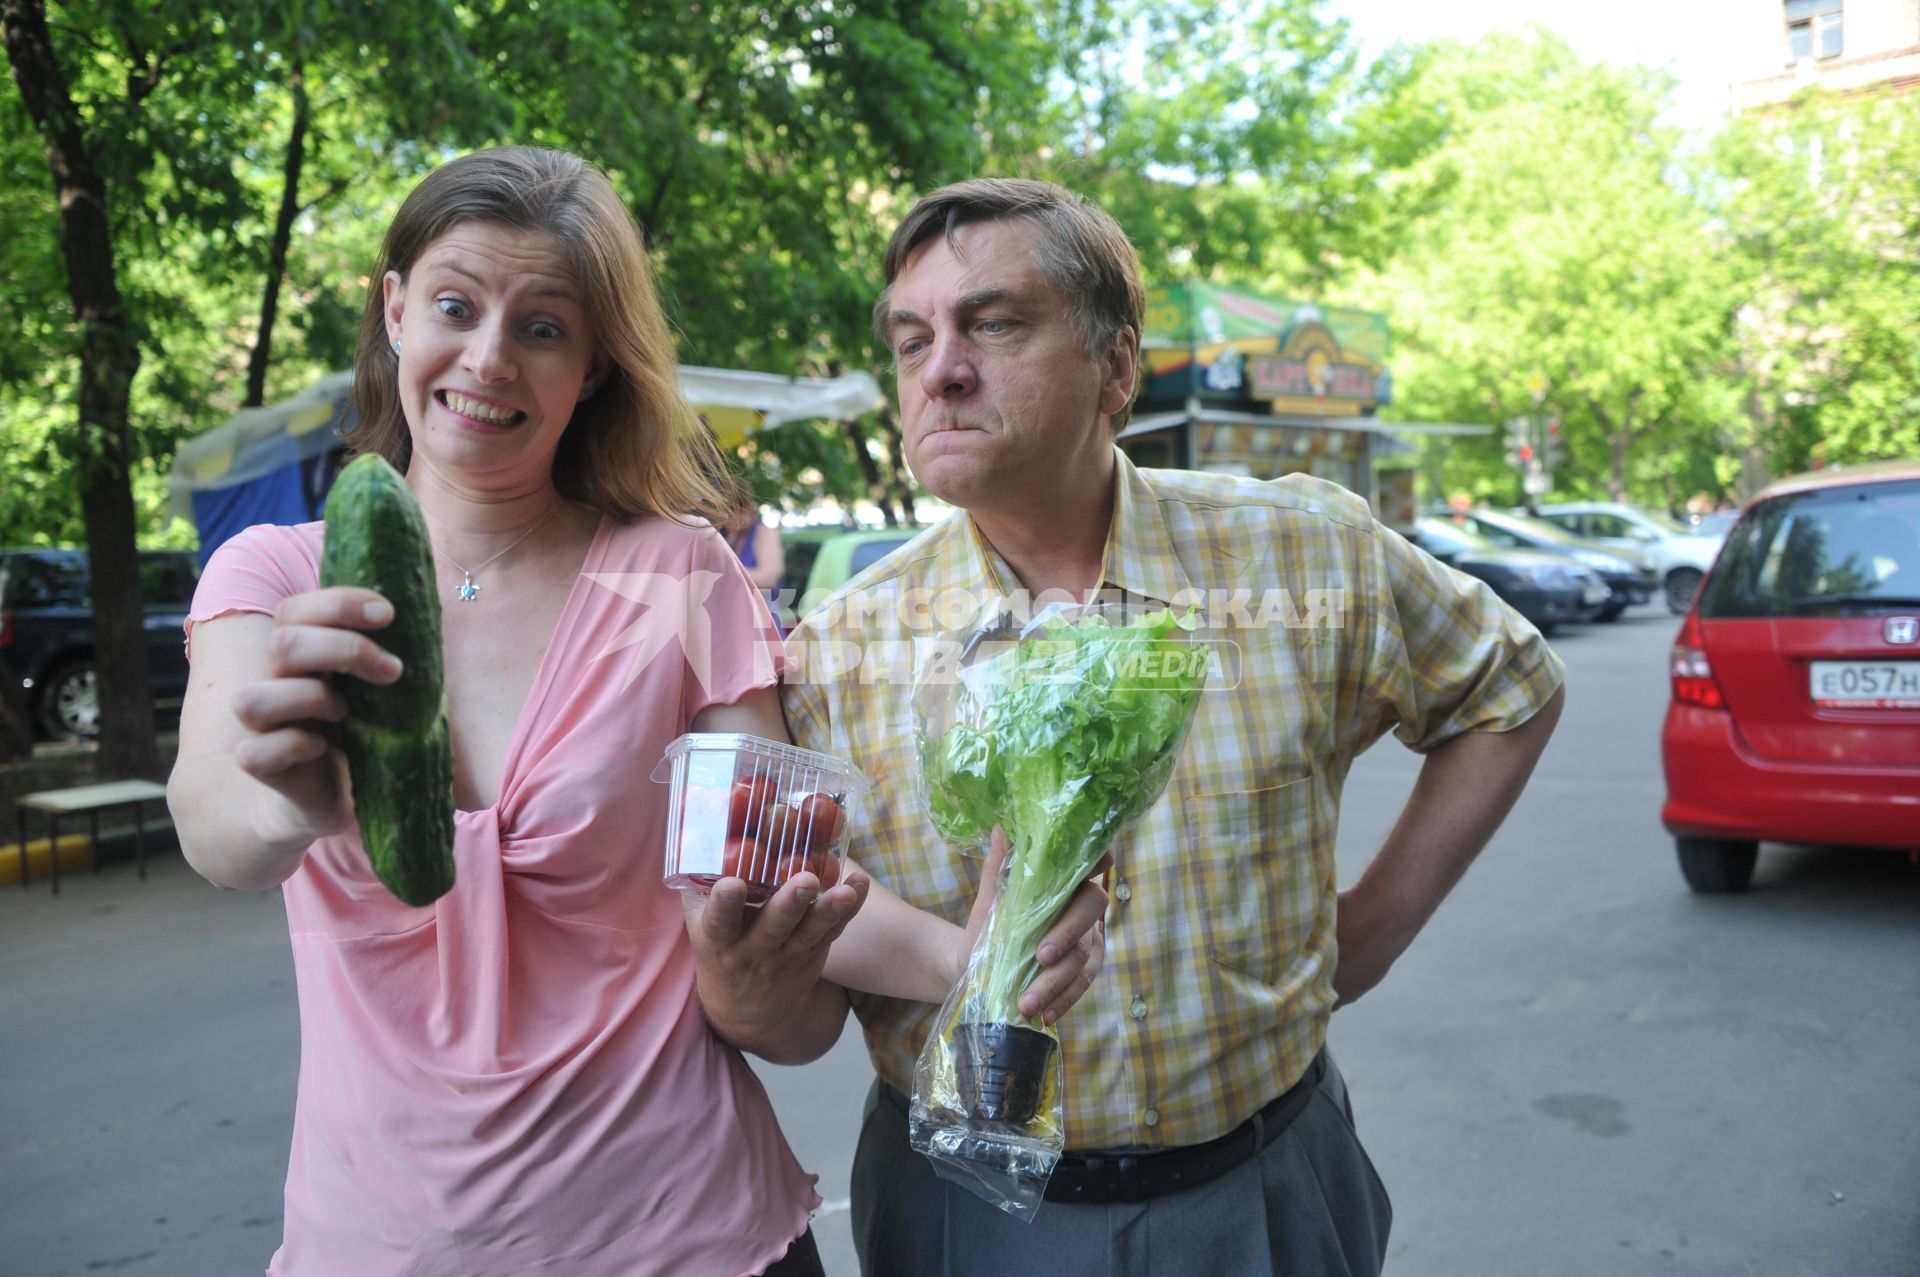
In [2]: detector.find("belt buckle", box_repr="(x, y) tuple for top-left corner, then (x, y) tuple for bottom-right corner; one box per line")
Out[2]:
(1074, 1154), (1141, 1205)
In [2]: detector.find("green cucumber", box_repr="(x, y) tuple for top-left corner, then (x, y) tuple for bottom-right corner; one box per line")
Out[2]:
(319, 454), (455, 906)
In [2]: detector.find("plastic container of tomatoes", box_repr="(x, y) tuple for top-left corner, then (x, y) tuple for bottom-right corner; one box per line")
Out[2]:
(653, 732), (867, 903)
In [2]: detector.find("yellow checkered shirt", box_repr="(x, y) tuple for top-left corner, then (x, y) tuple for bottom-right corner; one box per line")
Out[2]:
(780, 450), (1565, 1150)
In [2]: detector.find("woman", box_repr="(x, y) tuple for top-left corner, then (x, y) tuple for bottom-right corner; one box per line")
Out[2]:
(724, 500), (788, 633)
(166, 147), (1103, 1277)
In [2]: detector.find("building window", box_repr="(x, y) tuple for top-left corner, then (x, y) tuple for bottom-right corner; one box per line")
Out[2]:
(1786, 0), (1843, 63)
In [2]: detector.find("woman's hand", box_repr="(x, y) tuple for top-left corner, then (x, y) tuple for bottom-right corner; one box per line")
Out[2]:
(230, 587), (401, 848)
(960, 829), (1110, 1027)
(682, 869), (872, 1063)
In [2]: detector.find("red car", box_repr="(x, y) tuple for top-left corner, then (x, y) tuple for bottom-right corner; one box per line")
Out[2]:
(1661, 459), (1920, 892)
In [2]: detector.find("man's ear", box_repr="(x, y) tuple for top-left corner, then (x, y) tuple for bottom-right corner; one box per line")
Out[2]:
(382, 271), (405, 347)
(1098, 325), (1140, 422)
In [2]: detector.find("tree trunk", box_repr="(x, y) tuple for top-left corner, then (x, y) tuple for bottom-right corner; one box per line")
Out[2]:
(840, 418), (888, 520)
(245, 61), (308, 408)
(0, 675), (31, 763)
(827, 358), (899, 525)
(1592, 398), (1636, 503)
(873, 404), (918, 526)
(5, 0), (159, 779)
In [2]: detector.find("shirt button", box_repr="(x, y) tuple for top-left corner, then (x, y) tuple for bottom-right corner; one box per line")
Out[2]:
(1130, 997), (1148, 1020)
(1115, 882), (1133, 902)
(1144, 1107), (1160, 1127)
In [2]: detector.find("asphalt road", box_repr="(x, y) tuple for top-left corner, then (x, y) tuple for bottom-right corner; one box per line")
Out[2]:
(4, 604), (1916, 1276)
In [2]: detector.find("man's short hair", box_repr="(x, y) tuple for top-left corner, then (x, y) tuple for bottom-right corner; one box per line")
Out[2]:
(875, 178), (1145, 433)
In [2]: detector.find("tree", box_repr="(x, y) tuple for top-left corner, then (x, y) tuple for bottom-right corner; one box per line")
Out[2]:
(235, 2), (516, 408)
(1358, 29), (1737, 505)
(2, 0), (240, 775)
(485, 2), (1050, 519)
(1014, 0), (1437, 293)
(1707, 88), (1920, 481)
(0, 0), (508, 765)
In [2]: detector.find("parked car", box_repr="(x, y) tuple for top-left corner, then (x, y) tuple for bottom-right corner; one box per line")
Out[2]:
(1403, 518), (1610, 635)
(0, 548), (200, 740)
(1660, 459), (1920, 892)
(779, 526), (926, 625)
(1424, 507), (1657, 620)
(1690, 509), (1740, 539)
(1533, 501), (1726, 614)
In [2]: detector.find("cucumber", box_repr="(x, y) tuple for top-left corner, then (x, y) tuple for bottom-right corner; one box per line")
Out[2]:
(319, 454), (456, 906)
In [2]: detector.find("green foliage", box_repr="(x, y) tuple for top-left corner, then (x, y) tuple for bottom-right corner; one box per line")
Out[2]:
(1019, 0), (1424, 293)
(1355, 29), (1739, 505)
(733, 419), (873, 512)
(1705, 89), (1920, 475)
(5, 0), (1057, 538)
(1357, 31), (1920, 508)
(7, 2), (1915, 554)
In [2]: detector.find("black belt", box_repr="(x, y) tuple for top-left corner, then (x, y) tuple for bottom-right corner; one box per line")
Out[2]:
(1042, 1051), (1326, 1204)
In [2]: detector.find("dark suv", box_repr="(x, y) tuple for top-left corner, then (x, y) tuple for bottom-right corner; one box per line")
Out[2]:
(0, 548), (199, 740)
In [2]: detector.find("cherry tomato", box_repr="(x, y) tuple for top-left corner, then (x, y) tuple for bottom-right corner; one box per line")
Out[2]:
(759, 804), (808, 857)
(721, 835), (760, 881)
(807, 852), (841, 890)
(726, 775), (778, 837)
(795, 793), (847, 849)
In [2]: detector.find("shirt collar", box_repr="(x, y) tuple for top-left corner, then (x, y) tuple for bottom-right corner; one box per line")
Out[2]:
(1097, 447), (1195, 606)
(927, 446), (1195, 609)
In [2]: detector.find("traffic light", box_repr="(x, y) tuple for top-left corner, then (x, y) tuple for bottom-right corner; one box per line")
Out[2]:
(1505, 418), (1532, 469)
(1542, 417), (1564, 471)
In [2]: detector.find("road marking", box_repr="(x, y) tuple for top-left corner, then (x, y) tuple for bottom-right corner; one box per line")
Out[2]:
(816, 1197), (851, 1218)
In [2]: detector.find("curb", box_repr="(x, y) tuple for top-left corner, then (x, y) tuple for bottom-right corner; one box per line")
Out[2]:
(0, 822), (181, 888)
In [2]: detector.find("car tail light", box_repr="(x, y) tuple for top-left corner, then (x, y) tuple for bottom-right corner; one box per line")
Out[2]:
(1670, 609), (1724, 709)
(0, 608), (10, 648)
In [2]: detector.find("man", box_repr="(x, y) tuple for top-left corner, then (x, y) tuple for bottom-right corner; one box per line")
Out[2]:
(780, 178), (1566, 1275)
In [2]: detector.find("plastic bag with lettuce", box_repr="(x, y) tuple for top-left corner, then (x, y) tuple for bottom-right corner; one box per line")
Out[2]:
(909, 601), (1209, 1218)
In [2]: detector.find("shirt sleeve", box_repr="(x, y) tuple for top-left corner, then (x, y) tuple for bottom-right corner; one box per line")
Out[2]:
(183, 524), (320, 660)
(777, 616), (833, 753)
(683, 525), (788, 721)
(1352, 520), (1567, 755)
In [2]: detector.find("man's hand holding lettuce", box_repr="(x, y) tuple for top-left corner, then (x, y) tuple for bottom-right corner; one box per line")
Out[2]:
(911, 603), (1209, 1217)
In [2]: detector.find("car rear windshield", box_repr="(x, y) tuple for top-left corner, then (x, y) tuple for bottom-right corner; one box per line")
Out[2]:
(3, 555), (88, 607)
(139, 555), (201, 606)
(848, 536), (914, 577)
(1698, 479), (1920, 618)
(1640, 508), (1690, 535)
(1476, 511), (1584, 547)
(1412, 519), (1496, 554)
(2, 552), (199, 609)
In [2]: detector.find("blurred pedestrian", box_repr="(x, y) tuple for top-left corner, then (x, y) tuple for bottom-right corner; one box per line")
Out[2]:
(725, 500), (788, 632)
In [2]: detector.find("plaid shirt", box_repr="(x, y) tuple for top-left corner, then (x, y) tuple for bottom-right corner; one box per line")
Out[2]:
(780, 450), (1565, 1150)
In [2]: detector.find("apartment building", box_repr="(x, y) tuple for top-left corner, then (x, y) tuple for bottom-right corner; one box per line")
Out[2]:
(1735, 0), (1920, 109)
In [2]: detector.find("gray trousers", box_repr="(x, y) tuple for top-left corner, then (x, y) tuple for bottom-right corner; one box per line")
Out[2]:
(850, 1050), (1391, 1277)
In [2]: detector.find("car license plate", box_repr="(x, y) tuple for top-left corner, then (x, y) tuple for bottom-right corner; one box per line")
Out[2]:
(1582, 580), (1609, 606)
(1808, 660), (1920, 709)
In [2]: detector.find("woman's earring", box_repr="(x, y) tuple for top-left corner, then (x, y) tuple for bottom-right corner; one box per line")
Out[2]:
(392, 339), (402, 353)
(578, 384), (593, 401)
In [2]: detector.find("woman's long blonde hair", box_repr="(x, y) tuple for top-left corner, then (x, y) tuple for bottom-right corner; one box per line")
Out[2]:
(347, 146), (738, 524)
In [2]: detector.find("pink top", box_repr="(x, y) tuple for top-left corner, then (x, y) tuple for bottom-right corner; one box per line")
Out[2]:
(187, 514), (818, 1277)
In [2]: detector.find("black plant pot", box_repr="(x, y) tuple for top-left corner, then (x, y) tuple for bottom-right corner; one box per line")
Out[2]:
(952, 1021), (1056, 1127)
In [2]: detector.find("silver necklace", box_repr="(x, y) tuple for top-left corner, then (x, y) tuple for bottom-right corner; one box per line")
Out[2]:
(435, 501), (561, 602)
